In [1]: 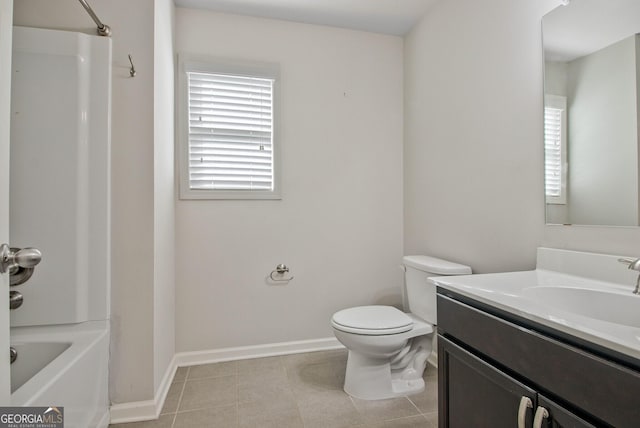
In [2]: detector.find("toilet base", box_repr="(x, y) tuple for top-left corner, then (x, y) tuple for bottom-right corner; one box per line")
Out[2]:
(343, 347), (429, 400)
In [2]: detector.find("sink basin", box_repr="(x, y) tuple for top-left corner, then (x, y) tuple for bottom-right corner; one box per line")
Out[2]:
(522, 286), (640, 328)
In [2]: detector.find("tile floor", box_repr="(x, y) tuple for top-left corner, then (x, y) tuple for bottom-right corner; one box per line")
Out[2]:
(109, 349), (439, 428)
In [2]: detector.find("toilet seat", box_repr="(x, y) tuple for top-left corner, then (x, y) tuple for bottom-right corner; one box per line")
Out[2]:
(331, 305), (414, 335)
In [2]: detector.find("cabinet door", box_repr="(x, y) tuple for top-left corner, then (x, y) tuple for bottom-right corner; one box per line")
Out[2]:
(537, 395), (598, 428)
(439, 336), (536, 428)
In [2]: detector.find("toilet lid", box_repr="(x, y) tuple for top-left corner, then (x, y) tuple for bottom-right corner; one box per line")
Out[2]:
(331, 306), (413, 335)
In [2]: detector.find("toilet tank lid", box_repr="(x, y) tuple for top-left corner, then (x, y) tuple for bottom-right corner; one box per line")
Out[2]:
(403, 255), (471, 275)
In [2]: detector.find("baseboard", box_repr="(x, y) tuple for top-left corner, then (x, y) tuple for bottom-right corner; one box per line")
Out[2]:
(94, 409), (110, 428)
(109, 354), (178, 424)
(109, 399), (157, 425)
(428, 352), (438, 368)
(175, 336), (343, 367)
(109, 337), (342, 424)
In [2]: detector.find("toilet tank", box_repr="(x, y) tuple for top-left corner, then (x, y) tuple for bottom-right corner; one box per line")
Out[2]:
(403, 255), (471, 324)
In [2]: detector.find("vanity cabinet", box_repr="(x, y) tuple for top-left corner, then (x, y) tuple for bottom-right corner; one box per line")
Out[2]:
(436, 291), (640, 428)
(439, 337), (594, 428)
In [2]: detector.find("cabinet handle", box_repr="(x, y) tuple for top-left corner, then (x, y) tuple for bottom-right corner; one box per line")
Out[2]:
(533, 406), (549, 428)
(517, 396), (533, 428)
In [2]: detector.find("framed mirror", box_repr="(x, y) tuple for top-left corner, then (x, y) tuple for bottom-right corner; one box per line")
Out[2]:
(542, 0), (640, 226)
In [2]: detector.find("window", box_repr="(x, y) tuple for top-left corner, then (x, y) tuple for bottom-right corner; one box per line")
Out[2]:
(178, 56), (280, 199)
(544, 95), (567, 204)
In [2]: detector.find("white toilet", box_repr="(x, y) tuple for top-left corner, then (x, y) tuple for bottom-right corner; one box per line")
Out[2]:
(331, 255), (471, 400)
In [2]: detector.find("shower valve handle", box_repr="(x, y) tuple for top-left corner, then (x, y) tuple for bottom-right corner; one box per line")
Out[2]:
(0, 244), (42, 274)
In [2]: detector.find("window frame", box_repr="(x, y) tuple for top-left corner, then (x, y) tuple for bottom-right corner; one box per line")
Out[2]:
(544, 94), (568, 205)
(177, 55), (281, 200)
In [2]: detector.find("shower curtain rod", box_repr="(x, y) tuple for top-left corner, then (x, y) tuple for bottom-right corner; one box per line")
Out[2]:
(77, 0), (111, 36)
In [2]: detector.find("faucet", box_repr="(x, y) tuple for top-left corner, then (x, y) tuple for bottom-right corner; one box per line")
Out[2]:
(617, 258), (640, 294)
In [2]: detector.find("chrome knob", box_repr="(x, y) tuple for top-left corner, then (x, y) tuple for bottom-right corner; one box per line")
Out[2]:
(13, 248), (41, 269)
(10, 347), (17, 364)
(0, 244), (42, 274)
(275, 264), (289, 274)
(9, 291), (23, 310)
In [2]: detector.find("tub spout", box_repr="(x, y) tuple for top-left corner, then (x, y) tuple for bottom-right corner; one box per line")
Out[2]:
(617, 258), (640, 294)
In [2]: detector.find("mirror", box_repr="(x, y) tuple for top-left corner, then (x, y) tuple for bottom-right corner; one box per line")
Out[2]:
(542, 0), (640, 226)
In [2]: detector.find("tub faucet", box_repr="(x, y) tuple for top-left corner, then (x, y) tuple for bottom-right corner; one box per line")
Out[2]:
(617, 258), (640, 294)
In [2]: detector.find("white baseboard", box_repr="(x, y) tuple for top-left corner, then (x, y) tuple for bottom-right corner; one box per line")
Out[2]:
(109, 399), (157, 425)
(109, 337), (342, 424)
(95, 409), (110, 428)
(175, 337), (343, 367)
(428, 352), (438, 368)
(109, 354), (178, 424)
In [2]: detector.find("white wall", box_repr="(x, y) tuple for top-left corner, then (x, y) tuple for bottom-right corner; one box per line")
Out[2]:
(175, 8), (404, 352)
(545, 61), (569, 97)
(153, 0), (176, 392)
(637, 35), (640, 167)
(404, 0), (556, 273)
(0, 0), (14, 404)
(405, 0), (640, 270)
(13, 0), (175, 405)
(567, 36), (639, 226)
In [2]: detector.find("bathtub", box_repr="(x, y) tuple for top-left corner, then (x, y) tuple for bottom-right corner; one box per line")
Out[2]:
(10, 321), (110, 428)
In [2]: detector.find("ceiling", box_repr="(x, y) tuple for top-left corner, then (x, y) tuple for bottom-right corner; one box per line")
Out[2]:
(173, 0), (440, 36)
(543, 0), (640, 62)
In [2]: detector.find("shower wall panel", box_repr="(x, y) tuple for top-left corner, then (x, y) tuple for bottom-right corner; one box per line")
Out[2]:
(10, 27), (111, 326)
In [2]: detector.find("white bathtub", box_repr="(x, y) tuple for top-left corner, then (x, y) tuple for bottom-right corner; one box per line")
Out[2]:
(10, 321), (110, 428)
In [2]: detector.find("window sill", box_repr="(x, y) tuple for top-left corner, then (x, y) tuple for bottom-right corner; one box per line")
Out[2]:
(179, 189), (282, 201)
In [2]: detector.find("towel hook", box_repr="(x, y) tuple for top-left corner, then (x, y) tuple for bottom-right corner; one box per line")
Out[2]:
(269, 264), (294, 282)
(128, 54), (136, 77)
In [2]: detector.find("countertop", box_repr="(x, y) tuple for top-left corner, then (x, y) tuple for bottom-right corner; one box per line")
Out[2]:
(431, 269), (640, 364)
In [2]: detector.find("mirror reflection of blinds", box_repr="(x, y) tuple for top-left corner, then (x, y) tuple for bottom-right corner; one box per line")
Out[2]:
(544, 107), (563, 197)
(187, 72), (274, 191)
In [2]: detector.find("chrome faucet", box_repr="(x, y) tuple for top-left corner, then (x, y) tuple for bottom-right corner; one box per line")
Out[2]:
(617, 258), (640, 294)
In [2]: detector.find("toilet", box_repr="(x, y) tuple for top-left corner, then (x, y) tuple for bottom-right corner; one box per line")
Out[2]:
(331, 255), (471, 400)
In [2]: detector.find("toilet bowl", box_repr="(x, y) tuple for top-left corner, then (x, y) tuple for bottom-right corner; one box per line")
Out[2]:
(331, 256), (471, 400)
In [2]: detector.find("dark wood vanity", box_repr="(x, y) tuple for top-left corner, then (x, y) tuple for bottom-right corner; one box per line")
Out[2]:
(436, 288), (640, 428)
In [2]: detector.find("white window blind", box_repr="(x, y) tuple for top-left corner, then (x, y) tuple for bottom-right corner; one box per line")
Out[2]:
(544, 107), (563, 197)
(544, 95), (567, 204)
(188, 72), (275, 192)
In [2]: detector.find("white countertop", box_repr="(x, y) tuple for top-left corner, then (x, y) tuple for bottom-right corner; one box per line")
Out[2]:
(430, 268), (640, 363)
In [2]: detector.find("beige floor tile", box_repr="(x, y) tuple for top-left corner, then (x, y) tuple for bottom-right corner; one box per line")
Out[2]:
(237, 356), (284, 375)
(423, 411), (438, 427)
(187, 361), (237, 380)
(286, 356), (347, 395)
(161, 381), (184, 414)
(296, 389), (364, 428)
(351, 396), (420, 424)
(238, 397), (303, 428)
(423, 363), (438, 379)
(173, 367), (189, 383)
(179, 375), (238, 411)
(238, 368), (294, 404)
(407, 378), (438, 413)
(366, 415), (433, 428)
(118, 351), (440, 428)
(173, 404), (238, 428)
(282, 349), (347, 368)
(108, 414), (174, 428)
